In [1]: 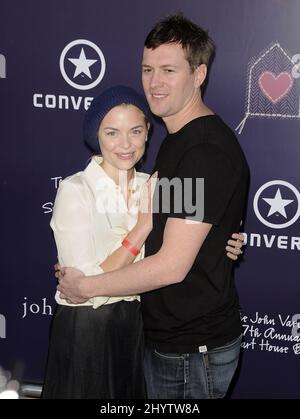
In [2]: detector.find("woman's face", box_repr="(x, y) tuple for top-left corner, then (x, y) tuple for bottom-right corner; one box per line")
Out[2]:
(98, 104), (148, 178)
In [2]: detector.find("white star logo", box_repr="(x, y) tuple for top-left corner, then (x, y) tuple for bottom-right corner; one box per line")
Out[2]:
(253, 180), (300, 229)
(68, 48), (97, 79)
(263, 188), (294, 218)
(60, 39), (106, 90)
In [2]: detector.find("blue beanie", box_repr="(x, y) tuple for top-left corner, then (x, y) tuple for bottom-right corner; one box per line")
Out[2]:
(83, 85), (152, 152)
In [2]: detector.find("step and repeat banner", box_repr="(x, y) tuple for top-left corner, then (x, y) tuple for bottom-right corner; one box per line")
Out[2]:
(1, 0), (299, 398)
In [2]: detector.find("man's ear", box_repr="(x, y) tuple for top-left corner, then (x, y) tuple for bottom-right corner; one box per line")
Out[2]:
(194, 64), (207, 88)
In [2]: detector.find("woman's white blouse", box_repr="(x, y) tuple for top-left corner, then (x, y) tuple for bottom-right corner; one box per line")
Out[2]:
(51, 156), (149, 309)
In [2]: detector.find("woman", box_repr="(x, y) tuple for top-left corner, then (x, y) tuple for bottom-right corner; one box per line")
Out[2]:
(42, 85), (243, 399)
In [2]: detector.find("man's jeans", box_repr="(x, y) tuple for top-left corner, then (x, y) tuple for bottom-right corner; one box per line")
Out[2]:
(144, 335), (242, 399)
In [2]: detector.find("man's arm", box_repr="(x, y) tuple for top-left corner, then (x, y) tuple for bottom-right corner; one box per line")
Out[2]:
(57, 218), (212, 302)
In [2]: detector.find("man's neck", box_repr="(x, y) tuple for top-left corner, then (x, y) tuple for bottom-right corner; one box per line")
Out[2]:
(164, 101), (214, 134)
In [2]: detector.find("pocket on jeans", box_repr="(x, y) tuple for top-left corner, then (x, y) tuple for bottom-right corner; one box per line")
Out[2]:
(154, 349), (184, 360)
(211, 334), (242, 354)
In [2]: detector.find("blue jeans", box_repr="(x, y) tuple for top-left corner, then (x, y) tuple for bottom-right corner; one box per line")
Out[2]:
(144, 335), (242, 399)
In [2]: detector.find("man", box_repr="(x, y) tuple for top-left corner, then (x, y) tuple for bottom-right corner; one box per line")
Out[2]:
(57, 14), (249, 398)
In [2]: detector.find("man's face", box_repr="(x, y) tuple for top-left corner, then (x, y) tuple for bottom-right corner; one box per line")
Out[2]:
(142, 43), (201, 124)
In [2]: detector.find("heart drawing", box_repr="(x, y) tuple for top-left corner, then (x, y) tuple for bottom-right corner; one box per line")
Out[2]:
(259, 71), (293, 104)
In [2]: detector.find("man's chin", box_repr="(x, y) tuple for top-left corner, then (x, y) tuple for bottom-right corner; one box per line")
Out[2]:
(149, 107), (167, 118)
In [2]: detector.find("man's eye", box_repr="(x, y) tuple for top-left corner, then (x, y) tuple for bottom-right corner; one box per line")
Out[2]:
(132, 130), (142, 135)
(107, 131), (117, 136)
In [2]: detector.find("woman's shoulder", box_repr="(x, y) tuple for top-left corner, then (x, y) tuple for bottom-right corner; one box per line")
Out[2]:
(136, 171), (150, 182)
(59, 170), (86, 190)
(55, 170), (90, 204)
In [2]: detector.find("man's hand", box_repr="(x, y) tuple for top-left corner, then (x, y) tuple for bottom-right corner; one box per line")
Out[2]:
(226, 232), (244, 261)
(56, 266), (89, 304)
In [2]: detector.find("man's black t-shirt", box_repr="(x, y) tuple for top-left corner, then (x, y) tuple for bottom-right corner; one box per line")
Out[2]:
(141, 115), (249, 353)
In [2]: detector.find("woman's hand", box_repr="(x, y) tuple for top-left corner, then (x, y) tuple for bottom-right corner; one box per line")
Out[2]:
(226, 232), (244, 261)
(136, 171), (158, 233)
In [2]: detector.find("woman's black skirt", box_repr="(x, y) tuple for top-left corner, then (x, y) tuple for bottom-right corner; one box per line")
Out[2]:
(41, 300), (145, 399)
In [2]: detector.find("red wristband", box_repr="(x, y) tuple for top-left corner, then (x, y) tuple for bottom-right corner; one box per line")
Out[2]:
(122, 239), (140, 256)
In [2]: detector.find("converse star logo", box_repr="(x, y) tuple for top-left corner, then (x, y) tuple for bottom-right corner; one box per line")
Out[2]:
(253, 180), (300, 229)
(68, 48), (97, 79)
(60, 39), (106, 90)
(263, 188), (294, 218)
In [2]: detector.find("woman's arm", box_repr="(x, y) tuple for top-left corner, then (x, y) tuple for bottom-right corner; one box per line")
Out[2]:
(100, 173), (156, 271)
(100, 223), (150, 272)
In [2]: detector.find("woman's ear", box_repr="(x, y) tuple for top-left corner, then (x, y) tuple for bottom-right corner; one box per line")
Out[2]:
(145, 123), (151, 141)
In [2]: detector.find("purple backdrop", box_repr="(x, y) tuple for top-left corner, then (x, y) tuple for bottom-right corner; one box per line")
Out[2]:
(1, 0), (299, 398)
